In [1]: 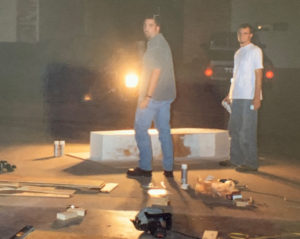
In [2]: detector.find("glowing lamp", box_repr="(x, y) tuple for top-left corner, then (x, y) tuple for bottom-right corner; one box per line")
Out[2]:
(83, 94), (92, 101)
(125, 73), (139, 88)
(265, 70), (274, 79)
(204, 68), (213, 77)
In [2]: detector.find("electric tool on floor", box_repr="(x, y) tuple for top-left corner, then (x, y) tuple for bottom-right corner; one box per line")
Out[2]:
(131, 207), (172, 238)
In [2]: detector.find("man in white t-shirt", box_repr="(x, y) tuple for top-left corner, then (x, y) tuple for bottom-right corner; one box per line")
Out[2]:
(220, 23), (263, 172)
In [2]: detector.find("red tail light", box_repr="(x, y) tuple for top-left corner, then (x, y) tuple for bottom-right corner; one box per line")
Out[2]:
(265, 70), (274, 79)
(204, 68), (213, 77)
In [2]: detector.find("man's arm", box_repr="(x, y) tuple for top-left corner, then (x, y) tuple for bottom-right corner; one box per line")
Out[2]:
(252, 68), (263, 110)
(139, 68), (161, 109)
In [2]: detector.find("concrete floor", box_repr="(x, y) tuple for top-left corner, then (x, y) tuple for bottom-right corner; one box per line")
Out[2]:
(0, 143), (300, 239)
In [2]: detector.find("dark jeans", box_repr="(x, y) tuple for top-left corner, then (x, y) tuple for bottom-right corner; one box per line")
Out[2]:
(229, 99), (258, 168)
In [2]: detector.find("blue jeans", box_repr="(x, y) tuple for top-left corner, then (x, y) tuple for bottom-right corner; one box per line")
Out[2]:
(229, 99), (258, 168)
(134, 99), (174, 171)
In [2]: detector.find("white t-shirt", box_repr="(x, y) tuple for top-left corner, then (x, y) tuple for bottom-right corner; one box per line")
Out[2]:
(229, 43), (263, 100)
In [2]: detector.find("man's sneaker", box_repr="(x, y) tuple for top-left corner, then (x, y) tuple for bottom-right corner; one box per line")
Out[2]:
(235, 165), (258, 172)
(219, 160), (234, 167)
(127, 167), (152, 177)
(163, 170), (174, 178)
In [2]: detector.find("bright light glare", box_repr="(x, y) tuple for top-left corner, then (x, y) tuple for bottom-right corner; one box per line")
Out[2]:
(83, 94), (92, 101)
(148, 189), (168, 197)
(125, 73), (139, 88)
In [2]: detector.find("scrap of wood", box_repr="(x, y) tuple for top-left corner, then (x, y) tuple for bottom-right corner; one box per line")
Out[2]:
(0, 186), (17, 191)
(0, 182), (19, 187)
(0, 192), (71, 198)
(202, 230), (218, 239)
(18, 181), (104, 189)
(25, 230), (101, 239)
(100, 183), (118, 193)
(0, 177), (105, 189)
(0, 186), (75, 195)
(17, 186), (76, 195)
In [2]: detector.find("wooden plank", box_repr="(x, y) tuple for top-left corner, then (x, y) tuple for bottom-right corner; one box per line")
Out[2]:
(19, 180), (103, 189)
(0, 177), (104, 189)
(26, 230), (101, 239)
(202, 230), (219, 239)
(17, 186), (76, 195)
(0, 192), (70, 198)
(0, 182), (19, 187)
(100, 183), (118, 193)
(0, 186), (16, 191)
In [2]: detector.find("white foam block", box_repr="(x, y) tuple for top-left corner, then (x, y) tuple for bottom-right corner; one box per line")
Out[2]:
(57, 211), (78, 221)
(90, 128), (229, 161)
(67, 207), (86, 216)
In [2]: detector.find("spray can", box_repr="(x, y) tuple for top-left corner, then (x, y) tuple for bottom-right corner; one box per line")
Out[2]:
(54, 141), (60, 157)
(59, 140), (65, 157)
(181, 164), (189, 190)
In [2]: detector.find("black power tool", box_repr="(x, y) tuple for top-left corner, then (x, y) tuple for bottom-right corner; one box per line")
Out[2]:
(131, 207), (172, 238)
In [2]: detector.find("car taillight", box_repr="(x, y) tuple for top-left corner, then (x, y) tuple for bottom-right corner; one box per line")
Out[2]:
(265, 70), (274, 79)
(204, 68), (213, 77)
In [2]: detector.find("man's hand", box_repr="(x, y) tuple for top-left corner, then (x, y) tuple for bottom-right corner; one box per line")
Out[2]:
(223, 95), (231, 104)
(252, 98), (261, 110)
(139, 97), (150, 109)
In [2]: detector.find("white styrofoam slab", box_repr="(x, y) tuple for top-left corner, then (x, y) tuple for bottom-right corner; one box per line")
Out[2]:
(90, 128), (230, 161)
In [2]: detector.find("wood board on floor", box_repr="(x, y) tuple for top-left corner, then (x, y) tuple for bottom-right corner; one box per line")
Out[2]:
(26, 230), (101, 239)
(0, 192), (71, 198)
(0, 182), (19, 187)
(0, 176), (105, 189)
(99, 183), (118, 193)
(18, 186), (76, 195)
(0, 186), (75, 198)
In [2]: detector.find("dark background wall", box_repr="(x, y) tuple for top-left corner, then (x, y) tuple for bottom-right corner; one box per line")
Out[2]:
(0, 0), (298, 158)
(182, 0), (231, 64)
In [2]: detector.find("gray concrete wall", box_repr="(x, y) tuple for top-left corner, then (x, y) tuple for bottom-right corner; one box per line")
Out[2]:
(0, 0), (184, 144)
(0, 0), (17, 42)
(182, 0), (231, 64)
(231, 0), (300, 69)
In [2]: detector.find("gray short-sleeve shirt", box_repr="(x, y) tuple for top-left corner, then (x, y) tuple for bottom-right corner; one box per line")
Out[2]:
(139, 33), (176, 101)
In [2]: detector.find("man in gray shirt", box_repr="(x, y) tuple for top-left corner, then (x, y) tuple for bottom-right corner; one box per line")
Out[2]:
(127, 14), (176, 178)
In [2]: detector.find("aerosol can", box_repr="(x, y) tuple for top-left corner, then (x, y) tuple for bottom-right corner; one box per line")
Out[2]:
(54, 140), (65, 157)
(181, 164), (189, 190)
(59, 140), (65, 156)
(54, 141), (60, 157)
